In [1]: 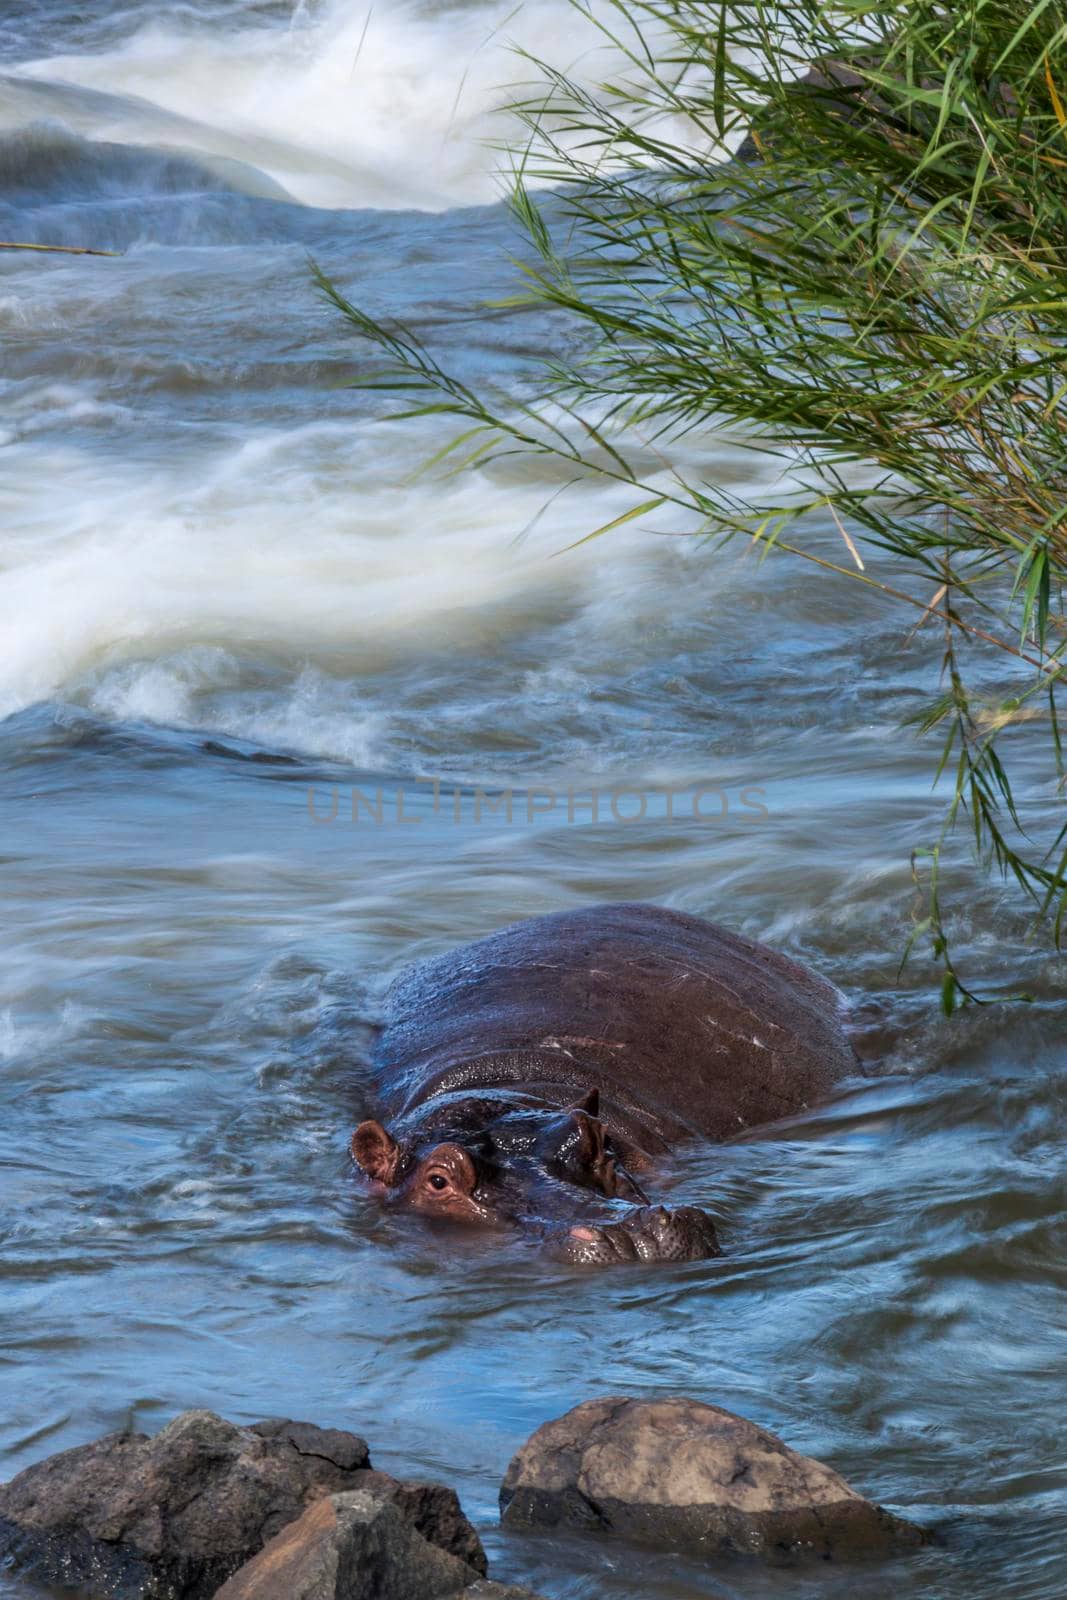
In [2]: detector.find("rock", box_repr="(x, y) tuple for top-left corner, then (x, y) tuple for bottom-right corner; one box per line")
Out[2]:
(212, 1490), (480, 1600)
(500, 1396), (926, 1562)
(356, 1473), (485, 1577)
(0, 1410), (485, 1599)
(735, 60), (874, 163)
(733, 54), (934, 166)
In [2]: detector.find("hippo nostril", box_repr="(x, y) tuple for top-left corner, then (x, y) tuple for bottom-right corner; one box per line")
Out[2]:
(605, 1224), (640, 1262)
(627, 1203), (721, 1261)
(549, 1202), (720, 1266)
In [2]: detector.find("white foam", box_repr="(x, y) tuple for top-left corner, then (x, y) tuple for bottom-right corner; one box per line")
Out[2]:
(87, 648), (238, 728)
(88, 656), (390, 768)
(0, 417), (713, 733)
(14, 0), (712, 210)
(0, 1000), (89, 1062)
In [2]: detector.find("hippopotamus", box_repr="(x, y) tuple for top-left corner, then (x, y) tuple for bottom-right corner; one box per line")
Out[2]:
(351, 903), (858, 1265)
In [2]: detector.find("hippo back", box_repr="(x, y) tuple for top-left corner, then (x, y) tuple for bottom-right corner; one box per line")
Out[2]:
(373, 903), (858, 1144)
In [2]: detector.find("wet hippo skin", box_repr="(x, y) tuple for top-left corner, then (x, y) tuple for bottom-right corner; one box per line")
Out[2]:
(352, 903), (859, 1265)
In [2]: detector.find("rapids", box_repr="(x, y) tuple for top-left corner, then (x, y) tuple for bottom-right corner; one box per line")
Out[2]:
(0, 4), (1064, 1598)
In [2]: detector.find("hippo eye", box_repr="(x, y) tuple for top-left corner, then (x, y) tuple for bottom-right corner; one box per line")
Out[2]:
(421, 1144), (476, 1199)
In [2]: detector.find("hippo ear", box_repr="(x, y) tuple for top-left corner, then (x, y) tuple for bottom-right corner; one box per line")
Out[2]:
(570, 1106), (608, 1166)
(567, 1090), (606, 1165)
(351, 1120), (401, 1185)
(573, 1087), (600, 1118)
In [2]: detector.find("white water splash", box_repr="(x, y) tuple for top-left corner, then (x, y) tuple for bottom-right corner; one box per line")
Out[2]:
(0, 418), (709, 732)
(11, 0), (710, 210)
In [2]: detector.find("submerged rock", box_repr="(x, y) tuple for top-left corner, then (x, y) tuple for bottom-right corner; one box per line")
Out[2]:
(457, 1580), (547, 1593)
(500, 1396), (926, 1562)
(0, 1410), (485, 1598)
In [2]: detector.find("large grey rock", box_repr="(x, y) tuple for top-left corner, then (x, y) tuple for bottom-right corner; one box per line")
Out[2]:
(212, 1490), (480, 1600)
(0, 1410), (485, 1598)
(500, 1396), (925, 1562)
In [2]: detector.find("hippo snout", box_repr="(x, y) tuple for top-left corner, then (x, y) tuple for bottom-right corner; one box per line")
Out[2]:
(548, 1204), (721, 1266)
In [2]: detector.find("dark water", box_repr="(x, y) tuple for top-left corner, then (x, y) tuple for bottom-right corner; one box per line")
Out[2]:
(1, 3), (1065, 1598)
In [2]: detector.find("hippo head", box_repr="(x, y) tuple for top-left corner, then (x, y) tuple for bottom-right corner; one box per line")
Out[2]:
(350, 1089), (720, 1266)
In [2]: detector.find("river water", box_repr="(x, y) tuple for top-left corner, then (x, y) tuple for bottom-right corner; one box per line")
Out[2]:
(0, 3), (1064, 1597)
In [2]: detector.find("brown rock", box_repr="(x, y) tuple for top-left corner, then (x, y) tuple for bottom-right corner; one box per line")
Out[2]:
(500, 1396), (926, 1562)
(0, 1410), (485, 1598)
(212, 1489), (479, 1600)
(356, 1472), (486, 1576)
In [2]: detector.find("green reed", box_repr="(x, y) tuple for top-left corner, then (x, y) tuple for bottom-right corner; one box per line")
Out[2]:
(319, 1), (1067, 1005)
